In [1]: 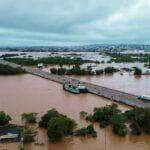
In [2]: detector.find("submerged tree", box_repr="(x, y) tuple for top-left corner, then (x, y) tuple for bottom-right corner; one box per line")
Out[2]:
(125, 107), (150, 134)
(0, 111), (11, 126)
(39, 108), (63, 128)
(47, 116), (76, 142)
(92, 103), (121, 128)
(21, 113), (37, 124)
(133, 67), (142, 75)
(74, 124), (97, 137)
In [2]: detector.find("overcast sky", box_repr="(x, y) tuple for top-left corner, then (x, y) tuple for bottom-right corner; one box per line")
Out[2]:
(0, 0), (150, 46)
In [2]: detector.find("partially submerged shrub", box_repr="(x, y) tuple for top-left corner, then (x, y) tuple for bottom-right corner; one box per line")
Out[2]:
(21, 113), (37, 123)
(95, 69), (104, 75)
(80, 111), (88, 119)
(86, 114), (94, 122)
(50, 68), (58, 74)
(104, 67), (119, 74)
(74, 124), (97, 138)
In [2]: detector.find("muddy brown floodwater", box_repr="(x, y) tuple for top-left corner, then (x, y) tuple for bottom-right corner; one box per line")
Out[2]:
(72, 73), (150, 96)
(0, 74), (150, 150)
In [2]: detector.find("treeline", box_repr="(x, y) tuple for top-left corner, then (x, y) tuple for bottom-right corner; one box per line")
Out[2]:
(106, 53), (150, 63)
(50, 66), (119, 75)
(0, 64), (25, 75)
(4, 57), (84, 66)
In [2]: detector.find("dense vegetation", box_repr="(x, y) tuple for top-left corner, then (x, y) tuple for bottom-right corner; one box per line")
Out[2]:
(0, 111), (11, 126)
(39, 108), (64, 128)
(106, 52), (150, 63)
(4, 57), (84, 66)
(47, 115), (76, 142)
(80, 104), (150, 136)
(39, 108), (98, 142)
(110, 114), (127, 136)
(92, 104), (121, 128)
(50, 66), (119, 76)
(50, 65), (94, 75)
(21, 113), (37, 124)
(0, 64), (25, 75)
(39, 108), (76, 142)
(125, 107), (150, 135)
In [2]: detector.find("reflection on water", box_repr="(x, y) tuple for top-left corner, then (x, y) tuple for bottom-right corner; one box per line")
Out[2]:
(0, 74), (150, 150)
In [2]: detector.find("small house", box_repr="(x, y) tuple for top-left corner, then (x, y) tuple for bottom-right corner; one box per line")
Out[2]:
(37, 63), (44, 69)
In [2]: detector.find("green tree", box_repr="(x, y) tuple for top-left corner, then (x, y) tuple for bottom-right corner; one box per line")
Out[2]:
(125, 107), (150, 134)
(74, 124), (97, 137)
(112, 123), (127, 136)
(92, 104), (121, 128)
(0, 111), (11, 126)
(133, 67), (142, 75)
(47, 116), (76, 142)
(39, 108), (64, 128)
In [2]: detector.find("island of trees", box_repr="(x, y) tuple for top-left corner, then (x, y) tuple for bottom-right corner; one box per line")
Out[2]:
(80, 104), (150, 136)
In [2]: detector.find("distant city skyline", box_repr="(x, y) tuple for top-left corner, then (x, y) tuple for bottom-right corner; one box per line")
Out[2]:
(0, 0), (150, 46)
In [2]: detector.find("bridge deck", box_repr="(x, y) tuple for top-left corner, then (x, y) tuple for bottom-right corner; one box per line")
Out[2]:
(1, 60), (149, 108)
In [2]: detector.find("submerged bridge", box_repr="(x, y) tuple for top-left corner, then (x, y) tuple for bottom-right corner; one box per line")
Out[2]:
(1, 60), (150, 108)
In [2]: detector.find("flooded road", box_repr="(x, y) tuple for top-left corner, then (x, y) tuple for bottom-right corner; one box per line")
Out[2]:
(73, 73), (150, 96)
(43, 62), (150, 96)
(0, 74), (150, 150)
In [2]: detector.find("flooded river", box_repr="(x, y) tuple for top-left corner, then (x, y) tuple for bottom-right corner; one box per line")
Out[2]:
(44, 62), (150, 95)
(0, 74), (150, 150)
(73, 73), (150, 96)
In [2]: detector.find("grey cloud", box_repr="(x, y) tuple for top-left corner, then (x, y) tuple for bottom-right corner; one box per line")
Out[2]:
(0, 0), (149, 46)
